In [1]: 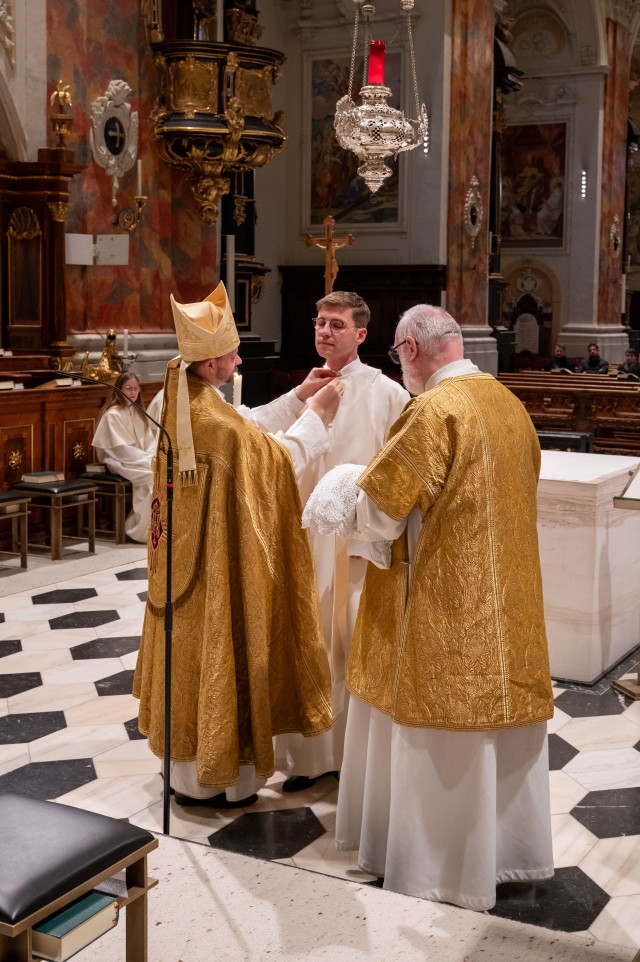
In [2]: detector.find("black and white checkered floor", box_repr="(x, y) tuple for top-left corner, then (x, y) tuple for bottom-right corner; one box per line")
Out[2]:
(1, 551), (639, 952)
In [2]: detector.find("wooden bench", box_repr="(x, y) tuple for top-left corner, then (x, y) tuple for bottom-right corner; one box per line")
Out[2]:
(9, 479), (97, 560)
(0, 491), (30, 569)
(0, 793), (158, 962)
(81, 471), (132, 544)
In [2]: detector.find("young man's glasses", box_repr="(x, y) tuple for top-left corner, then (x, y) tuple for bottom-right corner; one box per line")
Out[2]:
(387, 339), (407, 365)
(312, 317), (352, 333)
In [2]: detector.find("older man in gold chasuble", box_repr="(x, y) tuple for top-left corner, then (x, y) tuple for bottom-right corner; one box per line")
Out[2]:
(134, 282), (341, 809)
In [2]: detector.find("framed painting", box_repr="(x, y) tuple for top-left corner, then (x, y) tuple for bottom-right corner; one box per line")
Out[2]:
(304, 49), (404, 231)
(500, 123), (567, 249)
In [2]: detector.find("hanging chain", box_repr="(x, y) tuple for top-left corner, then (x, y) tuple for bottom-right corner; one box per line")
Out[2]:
(348, 3), (360, 100)
(405, 8), (421, 119)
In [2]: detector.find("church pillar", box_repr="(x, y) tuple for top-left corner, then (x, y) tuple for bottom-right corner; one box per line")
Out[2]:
(446, 0), (497, 374)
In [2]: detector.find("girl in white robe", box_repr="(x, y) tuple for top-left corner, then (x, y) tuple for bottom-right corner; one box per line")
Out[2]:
(92, 372), (156, 543)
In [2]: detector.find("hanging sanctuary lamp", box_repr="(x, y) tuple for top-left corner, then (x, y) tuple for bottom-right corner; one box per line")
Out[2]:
(334, 0), (428, 194)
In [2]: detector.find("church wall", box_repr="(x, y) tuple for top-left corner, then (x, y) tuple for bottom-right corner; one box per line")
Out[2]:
(253, 0), (450, 349)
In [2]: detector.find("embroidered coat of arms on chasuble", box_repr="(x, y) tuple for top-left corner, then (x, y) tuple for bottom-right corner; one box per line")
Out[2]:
(347, 373), (554, 732)
(133, 365), (333, 787)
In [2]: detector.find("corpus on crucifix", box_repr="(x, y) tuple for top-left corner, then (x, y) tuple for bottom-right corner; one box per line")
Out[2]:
(305, 215), (355, 294)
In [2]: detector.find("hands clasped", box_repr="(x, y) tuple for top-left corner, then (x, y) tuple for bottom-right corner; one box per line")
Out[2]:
(299, 367), (344, 424)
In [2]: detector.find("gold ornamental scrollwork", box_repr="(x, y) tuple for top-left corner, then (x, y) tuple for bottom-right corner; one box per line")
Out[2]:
(8, 450), (23, 471)
(234, 195), (248, 226)
(73, 442), (85, 461)
(7, 207), (42, 240)
(169, 56), (218, 118)
(464, 175), (484, 249)
(48, 202), (71, 223)
(235, 67), (274, 122)
(226, 9), (264, 45)
(251, 274), (266, 304)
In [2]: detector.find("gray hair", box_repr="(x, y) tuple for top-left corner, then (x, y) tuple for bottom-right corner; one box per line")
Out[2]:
(396, 304), (462, 355)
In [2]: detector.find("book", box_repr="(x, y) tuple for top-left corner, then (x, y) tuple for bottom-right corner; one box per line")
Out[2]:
(21, 471), (65, 483)
(32, 890), (119, 962)
(0, 379), (14, 390)
(85, 463), (107, 474)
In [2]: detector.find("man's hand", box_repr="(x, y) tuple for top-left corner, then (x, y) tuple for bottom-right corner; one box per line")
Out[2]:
(306, 379), (344, 424)
(294, 367), (338, 402)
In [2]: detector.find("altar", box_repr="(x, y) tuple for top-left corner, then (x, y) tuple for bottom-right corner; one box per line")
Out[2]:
(538, 450), (640, 684)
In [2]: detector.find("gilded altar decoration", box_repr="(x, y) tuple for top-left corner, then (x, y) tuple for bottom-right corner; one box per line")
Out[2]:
(81, 330), (121, 383)
(7, 206), (41, 240)
(90, 80), (139, 207)
(226, 6), (263, 45)
(47, 201), (70, 224)
(49, 79), (74, 148)
(8, 450), (22, 470)
(73, 442), (85, 461)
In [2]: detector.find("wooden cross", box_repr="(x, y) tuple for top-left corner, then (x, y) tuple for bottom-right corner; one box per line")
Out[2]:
(305, 215), (355, 294)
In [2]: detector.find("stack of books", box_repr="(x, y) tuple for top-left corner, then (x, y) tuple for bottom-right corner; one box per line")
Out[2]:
(21, 471), (65, 483)
(84, 463), (107, 474)
(32, 890), (119, 961)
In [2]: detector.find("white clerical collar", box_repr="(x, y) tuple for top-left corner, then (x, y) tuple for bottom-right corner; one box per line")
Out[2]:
(325, 357), (362, 377)
(425, 358), (480, 391)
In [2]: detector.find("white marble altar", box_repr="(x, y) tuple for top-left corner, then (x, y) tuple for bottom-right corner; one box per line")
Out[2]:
(538, 450), (640, 684)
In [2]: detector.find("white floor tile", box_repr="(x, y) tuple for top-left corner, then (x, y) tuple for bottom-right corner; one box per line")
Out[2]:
(93, 738), (161, 777)
(30, 723), (129, 762)
(8, 682), (97, 712)
(548, 770), (588, 815)
(563, 747), (640, 791)
(0, 648), (70, 674)
(551, 813), (598, 867)
(0, 742), (29, 776)
(580, 836), (640, 897)
(65, 693), (138, 727)
(589, 894), (640, 949)
(559, 716), (640, 752)
(55, 772), (163, 819)
(292, 832), (377, 884)
(41, 658), (124, 685)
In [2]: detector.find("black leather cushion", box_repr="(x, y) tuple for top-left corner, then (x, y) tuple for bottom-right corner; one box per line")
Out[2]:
(80, 471), (130, 485)
(0, 794), (155, 925)
(0, 491), (29, 504)
(11, 480), (97, 496)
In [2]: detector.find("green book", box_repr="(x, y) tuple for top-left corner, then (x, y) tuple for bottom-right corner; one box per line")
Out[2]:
(32, 890), (119, 962)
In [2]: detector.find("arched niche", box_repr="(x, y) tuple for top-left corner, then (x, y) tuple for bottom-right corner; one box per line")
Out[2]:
(502, 258), (562, 353)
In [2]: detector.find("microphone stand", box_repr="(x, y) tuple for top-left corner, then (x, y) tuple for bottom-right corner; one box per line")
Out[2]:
(66, 373), (174, 835)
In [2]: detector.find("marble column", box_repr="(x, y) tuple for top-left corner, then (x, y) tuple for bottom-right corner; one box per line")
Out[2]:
(447, 0), (497, 373)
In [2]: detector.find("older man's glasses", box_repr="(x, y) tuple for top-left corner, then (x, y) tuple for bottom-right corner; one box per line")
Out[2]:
(312, 317), (351, 333)
(387, 339), (407, 365)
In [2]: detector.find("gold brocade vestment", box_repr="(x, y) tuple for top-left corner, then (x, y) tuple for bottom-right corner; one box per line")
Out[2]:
(133, 366), (333, 787)
(348, 373), (554, 731)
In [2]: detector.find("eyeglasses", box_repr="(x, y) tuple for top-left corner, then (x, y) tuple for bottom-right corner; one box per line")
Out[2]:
(387, 339), (407, 365)
(312, 317), (353, 334)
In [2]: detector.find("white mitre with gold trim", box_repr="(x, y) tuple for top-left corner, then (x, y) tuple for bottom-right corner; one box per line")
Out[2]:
(170, 281), (239, 480)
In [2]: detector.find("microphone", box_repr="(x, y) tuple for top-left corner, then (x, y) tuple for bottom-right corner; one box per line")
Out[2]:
(66, 372), (174, 835)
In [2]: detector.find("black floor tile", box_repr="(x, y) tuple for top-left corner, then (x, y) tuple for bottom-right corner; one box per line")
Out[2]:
(33, 588), (97, 604)
(208, 807), (326, 860)
(137, 591), (148, 602)
(0, 672), (42, 699)
(0, 639), (21, 658)
(489, 867), (609, 932)
(95, 670), (135, 695)
(0, 711), (67, 744)
(548, 734), (580, 771)
(49, 610), (119, 630)
(553, 687), (630, 717)
(571, 787), (640, 837)
(72, 636), (140, 660)
(124, 718), (145, 740)
(0, 612), (4, 623)
(116, 567), (148, 581)
(0, 759), (97, 800)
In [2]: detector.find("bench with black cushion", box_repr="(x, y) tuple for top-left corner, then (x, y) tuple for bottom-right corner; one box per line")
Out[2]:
(10, 479), (97, 561)
(0, 490), (30, 569)
(0, 793), (158, 961)
(80, 470), (132, 544)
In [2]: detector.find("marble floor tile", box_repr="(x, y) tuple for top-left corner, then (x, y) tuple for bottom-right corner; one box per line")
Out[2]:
(110, 601), (146, 621)
(55, 771), (164, 819)
(93, 738), (161, 777)
(622, 700), (640, 726)
(0, 742), (29, 776)
(0, 621), (35, 641)
(291, 832), (378, 884)
(0, 758), (97, 799)
(551, 814), (598, 867)
(41, 658), (124, 685)
(559, 716), (640, 752)
(0, 698), (8, 718)
(71, 636), (139, 661)
(8, 681), (96, 712)
(209, 807), (326, 860)
(119, 650), (138, 671)
(72, 589), (143, 611)
(589, 894), (640, 948)
(5, 603), (75, 622)
(30, 723), (129, 762)
(65, 693), (138, 726)
(580, 836), (640, 897)
(129, 797), (236, 841)
(563, 748), (640, 791)
(549, 771), (588, 815)
(547, 706), (572, 735)
(96, 618), (145, 638)
(0, 648), (70, 675)
(310, 788), (339, 833)
(19, 627), (98, 651)
(33, 588), (97, 605)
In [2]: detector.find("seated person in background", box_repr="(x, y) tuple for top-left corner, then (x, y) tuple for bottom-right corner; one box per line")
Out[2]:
(576, 342), (609, 374)
(546, 343), (574, 372)
(92, 372), (156, 543)
(618, 347), (640, 378)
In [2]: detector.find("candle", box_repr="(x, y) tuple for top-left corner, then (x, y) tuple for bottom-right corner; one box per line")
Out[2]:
(621, 274), (627, 315)
(233, 369), (242, 407)
(367, 40), (385, 85)
(226, 234), (235, 311)
(123, 329), (129, 355)
(137, 159), (142, 197)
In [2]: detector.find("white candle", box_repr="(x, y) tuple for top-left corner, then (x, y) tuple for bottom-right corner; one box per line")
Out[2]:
(123, 328), (129, 354)
(621, 274), (627, 315)
(233, 369), (242, 407)
(137, 159), (142, 197)
(226, 234), (235, 311)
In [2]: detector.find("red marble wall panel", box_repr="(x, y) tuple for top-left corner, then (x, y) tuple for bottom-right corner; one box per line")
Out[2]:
(47, 0), (217, 336)
(446, 0), (493, 328)
(598, 18), (631, 328)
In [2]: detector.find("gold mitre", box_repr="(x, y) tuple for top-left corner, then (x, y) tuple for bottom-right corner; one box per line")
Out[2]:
(170, 281), (239, 361)
(170, 282), (240, 483)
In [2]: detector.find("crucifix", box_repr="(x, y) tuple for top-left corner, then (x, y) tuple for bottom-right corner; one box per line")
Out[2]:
(305, 215), (355, 294)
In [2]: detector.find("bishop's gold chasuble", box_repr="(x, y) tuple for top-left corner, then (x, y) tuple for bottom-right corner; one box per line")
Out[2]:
(349, 373), (554, 732)
(133, 365), (333, 787)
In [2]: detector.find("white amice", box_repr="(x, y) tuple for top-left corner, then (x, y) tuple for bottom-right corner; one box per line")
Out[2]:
(538, 450), (640, 684)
